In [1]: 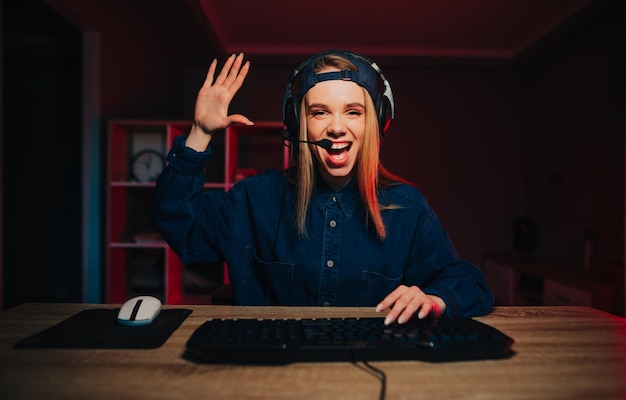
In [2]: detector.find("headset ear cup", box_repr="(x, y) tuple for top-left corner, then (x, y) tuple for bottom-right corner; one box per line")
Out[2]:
(375, 94), (391, 136)
(284, 96), (300, 140)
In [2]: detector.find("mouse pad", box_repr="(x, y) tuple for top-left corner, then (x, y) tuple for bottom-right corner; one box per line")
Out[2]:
(14, 308), (192, 349)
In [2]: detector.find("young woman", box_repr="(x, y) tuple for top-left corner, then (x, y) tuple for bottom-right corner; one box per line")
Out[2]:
(155, 50), (493, 324)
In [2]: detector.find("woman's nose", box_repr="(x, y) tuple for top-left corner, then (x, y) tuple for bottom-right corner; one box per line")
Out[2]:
(327, 114), (346, 136)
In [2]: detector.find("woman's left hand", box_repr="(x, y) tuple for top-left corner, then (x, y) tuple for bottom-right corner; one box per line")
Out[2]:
(376, 285), (446, 325)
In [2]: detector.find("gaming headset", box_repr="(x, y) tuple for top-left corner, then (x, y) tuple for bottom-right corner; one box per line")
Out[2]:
(282, 50), (395, 141)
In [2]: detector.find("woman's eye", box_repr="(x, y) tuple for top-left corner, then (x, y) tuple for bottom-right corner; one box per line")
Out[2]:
(347, 110), (362, 116)
(311, 110), (326, 117)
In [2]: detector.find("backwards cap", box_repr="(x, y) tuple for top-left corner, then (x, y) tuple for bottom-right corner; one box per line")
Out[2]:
(294, 50), (380, 103)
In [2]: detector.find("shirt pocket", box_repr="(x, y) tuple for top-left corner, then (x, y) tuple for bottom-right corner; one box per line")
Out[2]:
(357, 270), (403, 307)
(240, 246), (295, 305)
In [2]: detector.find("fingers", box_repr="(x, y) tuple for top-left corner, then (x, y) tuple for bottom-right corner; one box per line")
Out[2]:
(223, 53), (247, 89)
(416, 300), (434, 320)
(202, 59), (217, 88)
(376, 285), (409, 325)
(376, 286), (444, 325)
(201, 53), (249, 90)
(386, 291), (417, 325)
(229, 58), (250, 94)
(213, 53), (236, 86)
(228, 114), (254, 126)
(213, 53), (248, 91)
(375, 286), (404, 312)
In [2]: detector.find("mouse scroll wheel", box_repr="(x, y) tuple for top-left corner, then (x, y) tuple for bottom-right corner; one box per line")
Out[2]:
(130, 299), (144, 321)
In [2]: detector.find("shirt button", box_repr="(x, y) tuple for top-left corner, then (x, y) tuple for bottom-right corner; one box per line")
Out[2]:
(329, 220), (337, 227)
(332, 196), (337, 202)
(326, 260), (334, 268)
(323, 301), (330, 306)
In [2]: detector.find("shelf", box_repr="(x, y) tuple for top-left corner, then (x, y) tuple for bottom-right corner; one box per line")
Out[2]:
(110, 242), (167, 249)
(110, 181), (230, 190)
(110, 181), (157, 187)
(106, 120), (288, 304)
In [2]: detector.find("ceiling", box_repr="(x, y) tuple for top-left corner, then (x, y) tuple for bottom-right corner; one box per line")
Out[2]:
(46, 0), (600, 66)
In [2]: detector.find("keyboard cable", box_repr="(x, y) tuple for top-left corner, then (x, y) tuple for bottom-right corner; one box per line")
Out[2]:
(351, 351), (387, 400)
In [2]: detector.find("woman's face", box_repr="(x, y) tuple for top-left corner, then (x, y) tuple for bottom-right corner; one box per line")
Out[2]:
(303, 68), (366, 191)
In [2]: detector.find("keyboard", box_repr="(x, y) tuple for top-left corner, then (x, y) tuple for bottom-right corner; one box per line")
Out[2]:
(184, 316), (515, 364)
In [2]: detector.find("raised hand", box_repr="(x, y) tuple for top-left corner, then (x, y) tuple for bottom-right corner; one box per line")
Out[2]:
(186, 53), (252, 151)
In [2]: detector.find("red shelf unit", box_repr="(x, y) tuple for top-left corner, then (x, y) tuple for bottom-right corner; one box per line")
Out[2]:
(106, 120), (289, 304)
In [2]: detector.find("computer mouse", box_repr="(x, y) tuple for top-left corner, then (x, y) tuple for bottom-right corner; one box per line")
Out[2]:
(117, 295), (162, 326)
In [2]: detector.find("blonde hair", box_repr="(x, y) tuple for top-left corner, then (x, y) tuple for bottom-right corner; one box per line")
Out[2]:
(292, 55), (404, 240)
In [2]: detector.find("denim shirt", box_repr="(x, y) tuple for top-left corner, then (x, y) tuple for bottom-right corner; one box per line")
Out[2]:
(155, 135), (494, 317)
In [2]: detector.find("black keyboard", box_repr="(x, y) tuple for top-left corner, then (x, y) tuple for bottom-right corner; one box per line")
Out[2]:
(184, 316), (515, 364)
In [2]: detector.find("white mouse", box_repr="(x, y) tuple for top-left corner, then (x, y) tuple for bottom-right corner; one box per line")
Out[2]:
(117, 295), (162, 326)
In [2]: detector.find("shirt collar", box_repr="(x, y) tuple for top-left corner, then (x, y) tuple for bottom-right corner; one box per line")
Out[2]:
(313, 177), (360, 218)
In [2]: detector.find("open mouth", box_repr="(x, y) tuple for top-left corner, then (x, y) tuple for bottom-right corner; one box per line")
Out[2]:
(327, 142), (352, 154)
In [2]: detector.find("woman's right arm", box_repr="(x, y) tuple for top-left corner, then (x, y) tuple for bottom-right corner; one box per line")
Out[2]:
(154, 136), (219, 263)
(153, 53), (252, 263)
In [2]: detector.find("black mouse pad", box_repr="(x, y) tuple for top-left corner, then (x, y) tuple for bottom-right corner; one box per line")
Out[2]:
(13, 308), (192, 349)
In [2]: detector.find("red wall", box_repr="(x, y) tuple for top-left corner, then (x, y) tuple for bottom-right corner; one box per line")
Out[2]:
(93, 4), (623, 270)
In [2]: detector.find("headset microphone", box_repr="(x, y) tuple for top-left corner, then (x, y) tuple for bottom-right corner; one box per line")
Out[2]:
(283, 137), (333, 150)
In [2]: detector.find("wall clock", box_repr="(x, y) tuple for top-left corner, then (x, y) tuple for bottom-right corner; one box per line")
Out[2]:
(130, 149), (165, 182)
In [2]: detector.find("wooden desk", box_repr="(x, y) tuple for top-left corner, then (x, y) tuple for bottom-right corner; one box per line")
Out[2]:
(1, 304), (625, 400)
